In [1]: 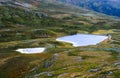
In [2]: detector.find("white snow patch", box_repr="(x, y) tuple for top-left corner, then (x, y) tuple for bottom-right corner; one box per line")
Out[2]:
(56, 34), (108, 47)
(16, 47), (46, 54)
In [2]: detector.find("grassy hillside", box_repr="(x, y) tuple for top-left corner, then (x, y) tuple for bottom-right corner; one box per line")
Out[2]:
(0, 0), (120, 78)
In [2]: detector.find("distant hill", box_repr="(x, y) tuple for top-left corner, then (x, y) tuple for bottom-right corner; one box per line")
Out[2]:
(57, 0), (120, 17)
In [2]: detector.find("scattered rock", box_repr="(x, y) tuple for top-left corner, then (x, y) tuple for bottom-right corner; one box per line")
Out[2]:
(57, 73), (69, 78)
(53, 53), (59, 60)
(108, 71), (113, 75)
(76, 57), (83, 62)
(89, 68), (101, 72)
(30, 65), (40, 72)
(114, 62), (120, 66)
(63, 68), (67, 70)
(44, 53), (59, 68)
(34, 72), (53, 77)
(47, 73), (53, 77)
(44, 61), (53, 68)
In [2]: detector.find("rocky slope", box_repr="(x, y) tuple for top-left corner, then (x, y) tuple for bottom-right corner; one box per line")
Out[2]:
(57, 0), (120, 17)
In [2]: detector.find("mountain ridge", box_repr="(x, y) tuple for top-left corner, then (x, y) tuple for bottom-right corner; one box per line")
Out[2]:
(57, 0), (120, 17)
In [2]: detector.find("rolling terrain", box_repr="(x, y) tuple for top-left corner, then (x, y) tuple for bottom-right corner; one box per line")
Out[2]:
(57, 0), (120, 17)
(0, 0), (120, 78)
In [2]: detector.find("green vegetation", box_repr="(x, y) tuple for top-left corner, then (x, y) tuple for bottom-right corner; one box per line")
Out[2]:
(0, 1), (120, 78)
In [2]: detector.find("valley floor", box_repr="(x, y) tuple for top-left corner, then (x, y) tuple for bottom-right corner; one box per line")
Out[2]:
(0, 29), (120, 78)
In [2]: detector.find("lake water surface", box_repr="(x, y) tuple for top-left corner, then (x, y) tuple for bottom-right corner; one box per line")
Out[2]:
(56, 34), (108, 47)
